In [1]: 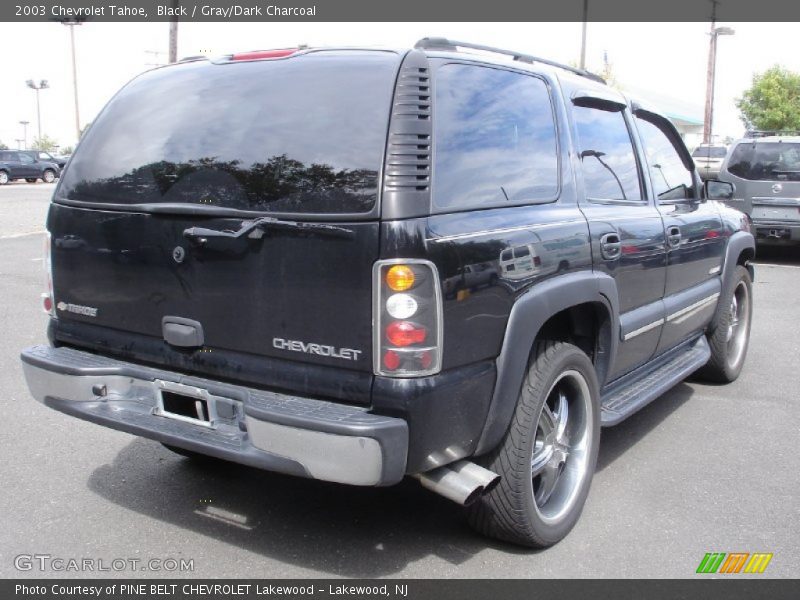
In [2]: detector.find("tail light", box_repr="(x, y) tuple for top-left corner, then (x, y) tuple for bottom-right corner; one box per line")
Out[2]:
(42, 232), (55, 316)
(373, 260), (442, 377)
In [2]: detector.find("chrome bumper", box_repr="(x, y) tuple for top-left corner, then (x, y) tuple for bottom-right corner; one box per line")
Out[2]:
(21, 345), (408, 486)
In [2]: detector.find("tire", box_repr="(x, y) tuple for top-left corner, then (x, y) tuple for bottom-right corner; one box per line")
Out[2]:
(466, 340), (600, 547)
(0, 171), (9, 185)
(42, 169), (56, 184)
(697, 265), (753, 383)
(26, 178), (38, 183)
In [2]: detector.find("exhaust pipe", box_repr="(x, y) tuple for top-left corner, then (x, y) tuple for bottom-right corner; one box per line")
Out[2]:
(414, 460), (501, 506)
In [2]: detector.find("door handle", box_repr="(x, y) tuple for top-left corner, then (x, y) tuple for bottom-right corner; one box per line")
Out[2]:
(667, 226), (682, 248)
(600, 233), (622, 260)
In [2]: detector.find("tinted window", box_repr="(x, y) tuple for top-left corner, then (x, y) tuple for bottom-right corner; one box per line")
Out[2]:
(515, 246), (530, 257)
(19, 154), (34, 164)
(636, 117), (694, 201)
(0, 152), (13, 161)
(692, 146), (727, 159)
(59, 54), (398, 214)
(433, 64), (558, 211)
(500, 249), (512, 261)
(573, 106), (642, 201)
(727, 142), (800, 182)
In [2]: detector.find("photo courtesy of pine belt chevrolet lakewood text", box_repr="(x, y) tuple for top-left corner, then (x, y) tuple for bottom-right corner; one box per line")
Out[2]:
(21, 38), (755, 548)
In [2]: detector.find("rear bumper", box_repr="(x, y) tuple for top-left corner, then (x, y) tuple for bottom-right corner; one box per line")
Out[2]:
(20, 345), (408, 486)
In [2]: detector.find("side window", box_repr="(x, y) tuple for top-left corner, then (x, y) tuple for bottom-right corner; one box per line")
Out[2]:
(636, 117), (694, 201)
(38, 152), (50, 160)
(433, 64), (559, 211)
(573, 105), (642, 202)
(19, 154), (34, 164)
(515, 246), (530, 257)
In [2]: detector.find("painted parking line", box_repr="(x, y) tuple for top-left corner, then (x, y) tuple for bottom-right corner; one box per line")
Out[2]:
(754, 262), (800, 270)
(0, 230), (45, 240)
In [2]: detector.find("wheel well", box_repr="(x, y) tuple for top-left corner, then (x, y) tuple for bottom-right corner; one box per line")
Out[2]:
(535, 302), (612, 384)
(737, 247), (755, 266)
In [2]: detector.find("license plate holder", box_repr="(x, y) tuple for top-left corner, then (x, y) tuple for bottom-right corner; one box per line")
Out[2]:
(752, 206), (800, 221)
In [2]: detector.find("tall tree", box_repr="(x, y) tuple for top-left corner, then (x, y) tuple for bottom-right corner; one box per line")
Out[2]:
(736, 66), (800, 132)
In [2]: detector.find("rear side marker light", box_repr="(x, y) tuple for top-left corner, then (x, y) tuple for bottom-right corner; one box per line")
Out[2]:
(374, 260), (443, 377)
(42, 232), (55, 317)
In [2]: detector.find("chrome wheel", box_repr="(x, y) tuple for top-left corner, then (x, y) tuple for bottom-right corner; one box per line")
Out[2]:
(725, 280), (750, 369)
(0, 171), (8, 185)
(42, 170), (55, 183)
(531, 369), (593, 525)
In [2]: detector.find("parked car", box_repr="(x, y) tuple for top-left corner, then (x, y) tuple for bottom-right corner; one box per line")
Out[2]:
(692, 144), (728, 180)
(21, 150), (68, 170)
(717, 133), (800, 245)
(21, 38), (755, 548)
(0, 150), (60, 184)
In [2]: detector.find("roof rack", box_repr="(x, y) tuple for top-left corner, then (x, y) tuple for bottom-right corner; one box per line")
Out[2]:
(414, 37), (606, 85)
(745, 130), (800, 138)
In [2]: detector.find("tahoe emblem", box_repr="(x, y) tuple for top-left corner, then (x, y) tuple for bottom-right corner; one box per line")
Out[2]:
(273, 337), (362, 361)
(56, 301), (98, 317)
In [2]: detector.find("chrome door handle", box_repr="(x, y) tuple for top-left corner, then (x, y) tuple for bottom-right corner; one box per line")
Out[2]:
(600, 233), (622, 260)
(667, 226), (682, 248)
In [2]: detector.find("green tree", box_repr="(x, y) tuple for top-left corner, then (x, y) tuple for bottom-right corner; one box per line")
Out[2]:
(736, 66), (800, 132)
(0, 140), (8, 150)
(31, 134), (59, 152)
(60, 145), (74, 156)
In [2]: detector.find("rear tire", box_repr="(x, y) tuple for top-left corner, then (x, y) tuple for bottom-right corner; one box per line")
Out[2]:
(42, 169), (56, 184)
(0, 171), (9, 185)
(697, 265), (753, 383)
(466, 340), (600, 547)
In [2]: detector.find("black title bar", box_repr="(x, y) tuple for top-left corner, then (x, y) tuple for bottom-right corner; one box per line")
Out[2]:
(4, 0), (800, 22)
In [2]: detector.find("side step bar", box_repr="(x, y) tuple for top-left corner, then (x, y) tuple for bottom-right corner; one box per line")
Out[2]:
(600, 336), (711, 426)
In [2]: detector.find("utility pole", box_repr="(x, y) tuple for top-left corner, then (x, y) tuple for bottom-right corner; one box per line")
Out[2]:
(26, 80), (49, 142)
(702, 1), (735, 144)
(61, 19), (83, 143)
(19, 120), (29, 150)
(579, 0), (588, 70)
(15, 139), (24, 150)
(168, 0), (179, 63)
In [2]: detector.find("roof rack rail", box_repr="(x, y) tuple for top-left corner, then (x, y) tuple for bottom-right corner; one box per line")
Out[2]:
(414, 37), (606, 85)
(745, 129), (800, 138)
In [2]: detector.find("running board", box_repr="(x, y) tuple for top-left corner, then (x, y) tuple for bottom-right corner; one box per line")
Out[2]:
(600, 336), (710, 426)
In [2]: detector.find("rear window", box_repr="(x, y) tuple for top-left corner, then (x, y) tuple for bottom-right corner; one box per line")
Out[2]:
(58, 53), (398, 214)
(726, 142), (800, 181)
(692, 146), (727, 159)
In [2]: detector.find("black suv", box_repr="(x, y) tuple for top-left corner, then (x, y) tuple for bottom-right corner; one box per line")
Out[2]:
(21, 39), (755, 548)
(0, 150), (60, 184)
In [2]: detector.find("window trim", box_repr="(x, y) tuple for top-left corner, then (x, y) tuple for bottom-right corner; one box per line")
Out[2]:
(429, 60), (562, 215)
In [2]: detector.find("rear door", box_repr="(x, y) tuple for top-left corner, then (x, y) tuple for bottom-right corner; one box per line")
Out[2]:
(566, 87), (668, 380)
(49, 51), (401, 381)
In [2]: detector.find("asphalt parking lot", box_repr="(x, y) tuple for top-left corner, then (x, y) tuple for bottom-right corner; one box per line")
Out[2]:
(0, 183), (797, 578)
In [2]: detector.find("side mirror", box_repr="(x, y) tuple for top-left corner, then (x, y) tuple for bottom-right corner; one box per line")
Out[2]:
(704, 179), (735, 201)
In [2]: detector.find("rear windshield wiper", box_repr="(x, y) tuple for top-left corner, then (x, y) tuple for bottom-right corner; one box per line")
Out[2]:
(184, 216), (354, 246)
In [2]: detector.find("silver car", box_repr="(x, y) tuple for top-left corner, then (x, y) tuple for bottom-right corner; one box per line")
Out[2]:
(717, 135), (800, 245)
(692, 144), (728, 180)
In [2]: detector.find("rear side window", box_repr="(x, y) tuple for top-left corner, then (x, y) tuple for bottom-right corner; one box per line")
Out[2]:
(726, 142), (800, 182)
(432, 64), (559, 211)
(573, 105), (642, 201)
(59, 54), (398, 214)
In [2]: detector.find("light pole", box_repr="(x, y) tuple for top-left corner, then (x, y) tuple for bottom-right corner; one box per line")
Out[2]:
(703, 17), (735, 144)
(25, 79), (50, 143)
(579, 0), (588, 70)
(19, 120), (30, 149)
(60, 18), (84, 143)
(15, 139), (24, 150)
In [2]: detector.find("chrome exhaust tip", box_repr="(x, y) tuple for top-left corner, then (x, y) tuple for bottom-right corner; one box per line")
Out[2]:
(414, 460), (500, 506)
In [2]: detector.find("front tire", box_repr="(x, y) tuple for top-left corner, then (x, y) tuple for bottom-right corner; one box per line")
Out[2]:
(697, 265), (753, 383)
(42, 169), (56, 184)
(0, 171), (9, 185)
(466, 340), (600, 547)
